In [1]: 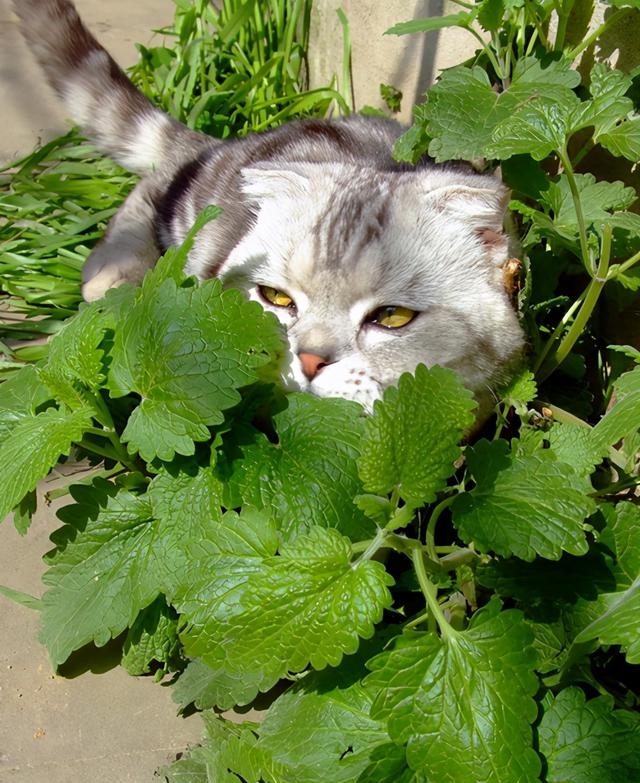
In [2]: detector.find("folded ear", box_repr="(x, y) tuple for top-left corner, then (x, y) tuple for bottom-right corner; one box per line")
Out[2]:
(426, 176), (513, 263)
(240, 163), (311, 204)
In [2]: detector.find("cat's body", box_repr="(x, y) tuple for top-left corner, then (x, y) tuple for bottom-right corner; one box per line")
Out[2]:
(13, 0), (524, 415)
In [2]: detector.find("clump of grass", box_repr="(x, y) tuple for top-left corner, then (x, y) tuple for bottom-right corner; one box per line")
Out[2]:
(0, 0), (350, 369)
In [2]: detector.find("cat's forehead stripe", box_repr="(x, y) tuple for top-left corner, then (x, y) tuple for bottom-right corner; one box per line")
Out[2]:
(311, 177), (392, 269)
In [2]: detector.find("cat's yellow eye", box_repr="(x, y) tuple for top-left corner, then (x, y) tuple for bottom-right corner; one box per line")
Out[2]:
(259, 285), (294, 308)
(369, 305), (417, 329)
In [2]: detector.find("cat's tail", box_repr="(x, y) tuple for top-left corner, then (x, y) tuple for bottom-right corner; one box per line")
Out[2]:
(13, 0), (212, 176)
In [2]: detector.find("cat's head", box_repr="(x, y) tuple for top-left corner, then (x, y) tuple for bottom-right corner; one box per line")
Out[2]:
(194, 161), (524, 417)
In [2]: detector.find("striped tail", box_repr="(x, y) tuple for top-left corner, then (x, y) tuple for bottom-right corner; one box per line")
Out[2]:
(13, 0), (211, 175)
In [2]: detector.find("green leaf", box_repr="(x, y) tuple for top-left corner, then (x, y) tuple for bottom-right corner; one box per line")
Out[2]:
(231, 394), (372, 541)
(422, 66), (500, 161)
(599, 116), (640, 160)
(538, 174), (636, 242)
(41, 302), (109, 395)
(0, 405), (93, 523)
(570, 62), (634, 135)
(108, 278), (285, 461)
(0, 584), (41, 610)
(162, 712), (283, 783)
(477, 0), (505, 30)
(40, 479), (160, 666)
(452, 439), (595, 560)
(385, 13), (474, 36)
(175, 513), (394, 705)
(256, 659), (395, 783)
(0, 363), (52, 440)
(358, 365), (476, 507)
(147, 456), (225, 593)
(546, 420), (609, 476)
(41, 459), (225, 667)
(539, 687), (640, 782)
(366, 605), (540, 782)
(122, 595), (182, 676)
(489, 96), (578, 160)
(574, 503), (640, 662)
(592, 365), (640, 450)
(423, 58), (579, 162)
(172, 658), (265, 713)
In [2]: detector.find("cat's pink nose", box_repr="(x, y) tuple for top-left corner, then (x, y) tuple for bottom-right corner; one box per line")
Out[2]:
(298, 352), (331, 381)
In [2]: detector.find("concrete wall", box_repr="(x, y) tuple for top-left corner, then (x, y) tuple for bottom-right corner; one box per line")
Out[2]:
(309, 0), (640, 122)
(1, 0), (639, 162)
(309, 0), (476, 123)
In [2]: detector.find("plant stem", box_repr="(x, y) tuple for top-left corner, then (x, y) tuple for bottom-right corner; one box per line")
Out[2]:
(537, 225), (612, 381)
(425, 495), (456, 562)
(610, 248), (640, 279)
(533, 293), (585, 373)
(353, 527), (389, 563)
(559, 148), (592, 273)
(411, 548), (456, 640)
(553, 0), (575, 52)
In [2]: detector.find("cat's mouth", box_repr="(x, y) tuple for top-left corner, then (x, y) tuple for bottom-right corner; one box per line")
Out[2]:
(281, 351), (381, 412)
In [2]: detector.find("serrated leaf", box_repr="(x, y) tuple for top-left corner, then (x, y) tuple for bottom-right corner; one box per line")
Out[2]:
(539, 687), (640, 782)
(385, 13), (474, 35)
(0, 363), (52, 440)
(358, 365), (476, 507)
(599, 116), (640, 160)
(477, 0), (505, 31)
(175, 515), (394, 704)
(366, 606), (540, 782)
(423, 57), (579, 162)
(570, 62), (634, 137)
(162, 712), (282, 783)
(40, 460), (222, 666)
(12, 489), (37, 535)
(0, 405), (93, 522)
(546, 420), (609, 476)
(108, 277), (284, 461)
(40, 479), (160, 665)
(256, 658), (395, 783)
(423, 66), (499, 161)
(452, 439), (595, 560)
(477, 549), (616, 609)
(231, 394), (372, 541)
(573, 503), (640, 662)
(122, 595), (182, 676)
(489, 97), (579, 160)
(592, 365), (640, 450)
(42, 302), (109, 393)
(538, 174), (636, 242)
(172, 658), (265, 712)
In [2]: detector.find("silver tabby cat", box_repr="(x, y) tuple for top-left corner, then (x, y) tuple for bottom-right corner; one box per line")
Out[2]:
(13, 0), (524, 417)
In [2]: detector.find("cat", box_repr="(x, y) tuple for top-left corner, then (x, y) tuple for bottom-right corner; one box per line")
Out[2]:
(13, 0), (524, 417)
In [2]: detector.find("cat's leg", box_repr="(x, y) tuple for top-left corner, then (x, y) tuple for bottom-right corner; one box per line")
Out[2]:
(81, 177), (163, 301)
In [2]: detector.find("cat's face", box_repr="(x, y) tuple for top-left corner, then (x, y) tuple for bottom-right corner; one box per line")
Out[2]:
(204, 161), (523, 413)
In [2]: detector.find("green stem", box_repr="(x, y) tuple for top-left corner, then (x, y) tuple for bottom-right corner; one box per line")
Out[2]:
(533, 293), (585, 373)
(553, 0), (575, 52)
(559, 149), (592, 273)
(353, 527), (389, 563)
(537, 226), (612, 382)
(411, 548), (455, 640)
(609, 248), (640, 279)
(468, 27), (505, 81)
(425, 496), (456, 562)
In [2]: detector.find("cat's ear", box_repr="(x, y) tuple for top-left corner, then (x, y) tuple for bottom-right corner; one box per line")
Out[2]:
(240, 164), (310, 204)
(430, 179), (512, 261)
